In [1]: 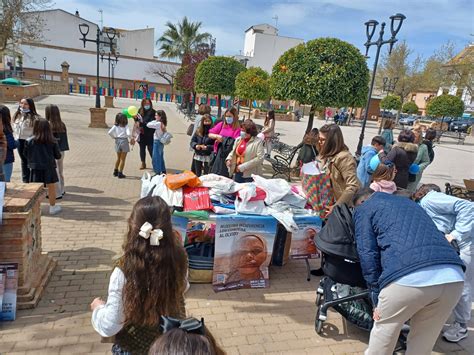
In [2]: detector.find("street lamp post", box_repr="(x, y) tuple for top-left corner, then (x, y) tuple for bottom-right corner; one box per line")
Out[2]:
(78, 24), (117, 108)
(100, 51), (119, 96)
(42, 57), (47, 79)
(378, 76), (399, 133)
(356, 13), (406, 156)
(111, 59), (117, 97)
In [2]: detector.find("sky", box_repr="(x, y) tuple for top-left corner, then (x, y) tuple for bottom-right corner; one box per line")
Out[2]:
(53, 0), (473, 63)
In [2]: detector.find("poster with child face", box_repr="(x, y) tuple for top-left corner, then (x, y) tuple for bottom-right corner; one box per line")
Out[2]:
(290, 215), (322, 259)
(213, 215), (277, 292)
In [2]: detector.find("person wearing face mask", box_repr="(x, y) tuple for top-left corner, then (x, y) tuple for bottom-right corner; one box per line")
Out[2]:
(190, 114), (215, 176)
(134, 99), (156, 170)
(13, 97), (40, 182)
(225, 119), (264, 183)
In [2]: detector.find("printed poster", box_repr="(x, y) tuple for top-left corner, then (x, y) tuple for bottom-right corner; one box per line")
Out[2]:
(290, 215), (322, 259)
(171, 215), (188, 245)
(0, 263), (19, 321)
(213, 215), (277, 292)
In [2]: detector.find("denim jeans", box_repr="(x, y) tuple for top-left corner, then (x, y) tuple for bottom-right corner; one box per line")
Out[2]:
(453, 244), (473, 324)
(152, 140), (166, 174)
(3, 163), (13, 182)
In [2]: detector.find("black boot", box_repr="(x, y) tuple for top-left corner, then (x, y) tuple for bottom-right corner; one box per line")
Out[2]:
(118, 172), (126, 179)
(113, 169), (119, 177)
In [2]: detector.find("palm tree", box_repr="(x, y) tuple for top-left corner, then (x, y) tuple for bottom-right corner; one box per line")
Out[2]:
(158, 17), (212, 61)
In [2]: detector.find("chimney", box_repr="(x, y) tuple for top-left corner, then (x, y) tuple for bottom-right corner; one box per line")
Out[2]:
(75, 10), (80, 17)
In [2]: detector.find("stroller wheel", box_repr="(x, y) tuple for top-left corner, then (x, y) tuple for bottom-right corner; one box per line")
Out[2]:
(316, 319), (323, 334)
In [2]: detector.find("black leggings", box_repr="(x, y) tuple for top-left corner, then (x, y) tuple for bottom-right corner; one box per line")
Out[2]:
(139, 139), (153, 163)
(18, 139), (30, 183)
(193, 160), (210, 177)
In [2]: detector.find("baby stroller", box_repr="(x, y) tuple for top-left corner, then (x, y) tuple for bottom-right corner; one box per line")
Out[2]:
(314, 204), (407, 351)
(314, 204), (371, 334)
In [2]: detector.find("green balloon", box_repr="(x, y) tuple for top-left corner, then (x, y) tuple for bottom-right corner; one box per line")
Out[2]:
(122, 108), (132, 118)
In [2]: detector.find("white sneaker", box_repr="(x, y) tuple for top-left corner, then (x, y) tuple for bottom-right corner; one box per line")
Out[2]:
(49, 205), (62, 215)
(443, 322), (468, 343)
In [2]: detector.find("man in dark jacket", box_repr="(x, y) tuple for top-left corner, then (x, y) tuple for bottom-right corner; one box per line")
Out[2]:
(353, 188), (464, 355)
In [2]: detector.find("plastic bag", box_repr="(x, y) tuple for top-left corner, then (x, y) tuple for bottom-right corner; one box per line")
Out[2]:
(252, 175), (291, 205)
(151, 175), (183, 207)
(234, 198), (269, 215)
(140, 172), (153, 198)
(165, 170), (201, 190)
(183, 187), (213, 211)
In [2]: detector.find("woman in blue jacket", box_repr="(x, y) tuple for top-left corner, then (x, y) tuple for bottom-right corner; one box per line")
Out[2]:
(353, 188), (464, 355)
(415, 184), (473, 343)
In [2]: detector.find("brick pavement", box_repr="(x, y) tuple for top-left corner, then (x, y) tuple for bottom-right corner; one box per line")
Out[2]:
(0, 95), (472, 355)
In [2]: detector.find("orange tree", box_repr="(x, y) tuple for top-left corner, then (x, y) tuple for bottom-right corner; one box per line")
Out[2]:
(235, 67), (270, 116)
(271, 38), (369, 133)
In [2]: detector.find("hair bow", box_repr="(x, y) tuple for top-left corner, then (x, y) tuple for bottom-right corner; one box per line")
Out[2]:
(160, 316), (205, 335)
(139, 222), (164, 246)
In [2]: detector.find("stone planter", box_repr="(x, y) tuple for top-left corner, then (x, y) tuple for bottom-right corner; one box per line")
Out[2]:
(89, 107), (108, 128)
(104, 95), (115, 108)
(0, 183), (56, 309)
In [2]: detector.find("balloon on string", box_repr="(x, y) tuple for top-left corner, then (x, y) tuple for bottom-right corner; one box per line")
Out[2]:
(409, 163), (420, 174)
(369, 154), (381, 172)
(128, 105), (139, 117)
(121, 108), (132, 118)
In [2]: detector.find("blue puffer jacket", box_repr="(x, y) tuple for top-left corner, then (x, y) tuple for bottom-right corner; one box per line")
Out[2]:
(356, 145), (377, 187)
(354, 192), (464, 305)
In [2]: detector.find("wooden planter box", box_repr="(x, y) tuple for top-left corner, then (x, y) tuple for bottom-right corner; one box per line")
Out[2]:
(251, 109), (297, 121)
(0, 183), (56, 309)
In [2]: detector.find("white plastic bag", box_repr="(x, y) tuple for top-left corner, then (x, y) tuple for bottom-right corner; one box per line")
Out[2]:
(252, 175), (291, 205)
(281, 191), (307, 208)
(150, 174), (183, 207)
(140, 172), (153, 198)
(235, 199), (269, 215)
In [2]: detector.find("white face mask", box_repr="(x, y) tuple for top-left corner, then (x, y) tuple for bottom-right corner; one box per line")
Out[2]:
(20, 107), (30, 113)
(240, 131), (247, 139)
(225, 116), (233, 125)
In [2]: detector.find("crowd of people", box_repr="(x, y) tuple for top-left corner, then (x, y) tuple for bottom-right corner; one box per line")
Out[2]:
(0, 97), (69, 214)
(1, 97), (472, 355)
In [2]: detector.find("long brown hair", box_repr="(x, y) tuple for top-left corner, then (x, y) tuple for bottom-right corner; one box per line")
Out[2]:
(156, 110), (167, 127)
(318, 124), (348, 159)
(197, 114), (213, 137)
(139, 98), (153, 116)
(45, 104), (66, 133)
(372, 163), (395, 182)
(13, 97), (39, 126)
(0, 105), (13, 133)
(122, 196), (188, 326)
(264, 110), (275, 126)
(32, 118), (56, 145)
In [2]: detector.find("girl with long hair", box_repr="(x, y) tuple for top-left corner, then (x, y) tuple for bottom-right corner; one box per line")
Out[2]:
(147, 110), (168, 174)
(0, 105), (18, 182)
(135, 98), (156, 169)
(13, 97), (40, 182)
(90, 196), (189, 354)
(108, 113), (131, 179)
(24, 119), (62, 214)
(190, 114), (215, 176)
(318, 124), (360, 214)
(261, 110), (275, 156)
(45, 104), (69, 197)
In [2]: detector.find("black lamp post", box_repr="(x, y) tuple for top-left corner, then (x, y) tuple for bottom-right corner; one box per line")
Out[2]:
(78, 23), (117, 108)
(356, 13), (406, 156)
(100, 50), (119, 96)
(111, 56), (118, 97)
(378, 76), (399, 133)
(42, 57), (47, 79)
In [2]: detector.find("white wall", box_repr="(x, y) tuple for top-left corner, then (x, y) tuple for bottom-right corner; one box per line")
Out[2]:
(243, 31), (256, 57)
(250, 33), (303, 73)
(116, 28), (155, 59)
(21, 45), (179, 85)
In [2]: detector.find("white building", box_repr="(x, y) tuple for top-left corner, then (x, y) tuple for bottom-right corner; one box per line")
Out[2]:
(15, 9), (179, 94)
(234, 24), (304, 73)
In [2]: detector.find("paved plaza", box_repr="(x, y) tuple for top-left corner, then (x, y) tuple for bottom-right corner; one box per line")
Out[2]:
(0, 94), (473, 354)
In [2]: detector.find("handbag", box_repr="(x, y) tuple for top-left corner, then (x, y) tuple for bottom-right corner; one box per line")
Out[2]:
(186, 123), (194, 136)
(301, 161), (334, 217)
(185, 242), (214, 283)
(160, 132), (173, 145)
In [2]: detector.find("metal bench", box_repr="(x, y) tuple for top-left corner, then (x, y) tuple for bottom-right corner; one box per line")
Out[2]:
(265, 142), (302, 181)
(446, 180), (474, 201)
(435, 130), (466, 145)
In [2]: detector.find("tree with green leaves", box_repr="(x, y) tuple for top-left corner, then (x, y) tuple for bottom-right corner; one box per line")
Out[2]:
(235, 67), (270, 117)
(271, 38), (369, 133)
(380, 95), (402, 111)
(157, 17), (211, 61)
(402, 101), (419, 114)
(426, 94), (464, 118)
(195, 56), (246, 117)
